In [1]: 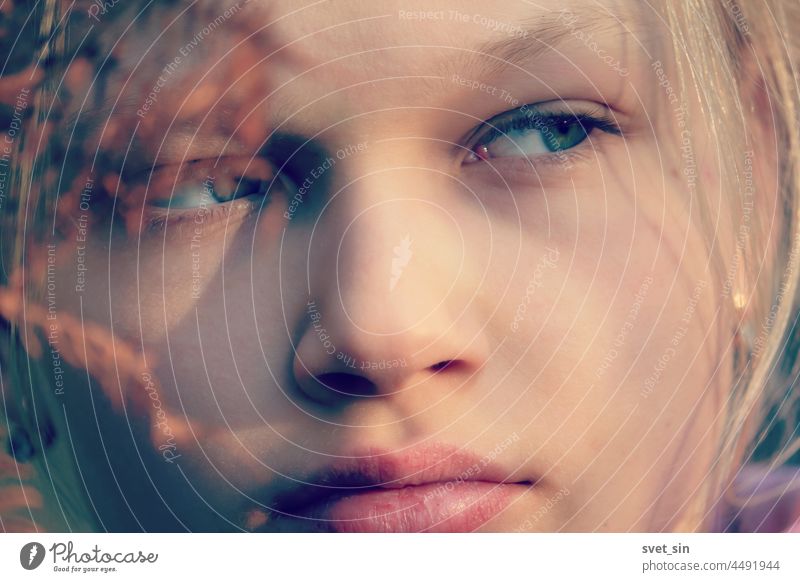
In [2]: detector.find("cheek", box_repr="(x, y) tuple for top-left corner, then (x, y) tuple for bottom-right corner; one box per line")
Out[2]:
(492, 159), (728, 506)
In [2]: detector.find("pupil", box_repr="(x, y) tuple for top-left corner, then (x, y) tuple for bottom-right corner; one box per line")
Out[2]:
(546, 119), (585, 152)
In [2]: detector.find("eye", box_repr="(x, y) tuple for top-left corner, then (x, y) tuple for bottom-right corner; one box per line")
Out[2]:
(149, 156), (276, 210)
(140, 157), (284, 230)
(152, 174), (270, 209)
(464, 102), (622, 163)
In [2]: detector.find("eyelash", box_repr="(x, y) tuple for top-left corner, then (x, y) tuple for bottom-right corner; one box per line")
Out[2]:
(466, 104), (623, 162)
(140, 162), (280, 233)
(144, 197), (261, 233)
(140, 105), (621, 232)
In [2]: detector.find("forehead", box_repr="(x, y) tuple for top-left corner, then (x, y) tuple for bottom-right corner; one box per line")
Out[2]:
(255, 0), (642, 50)
(251, 0), (648, 83)
(77, 0), (659, 158)
(101, 0), (652, 93)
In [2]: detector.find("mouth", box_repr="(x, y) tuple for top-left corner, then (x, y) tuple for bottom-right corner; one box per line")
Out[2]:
(263, 444), (534, 532)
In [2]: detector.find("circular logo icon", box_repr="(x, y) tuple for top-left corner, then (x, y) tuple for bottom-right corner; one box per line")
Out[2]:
(20, 542), (46, 570)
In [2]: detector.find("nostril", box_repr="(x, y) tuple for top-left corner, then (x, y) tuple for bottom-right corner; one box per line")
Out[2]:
(430, 360), (456, 372)
(316, 372), (377, 397)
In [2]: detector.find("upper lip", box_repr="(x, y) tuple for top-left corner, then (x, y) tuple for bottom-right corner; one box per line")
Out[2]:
(269, 442), (533, 516)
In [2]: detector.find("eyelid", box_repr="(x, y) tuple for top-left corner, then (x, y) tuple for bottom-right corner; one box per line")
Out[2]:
(143, 156), (275, 203)
(464, 100), (621, 150)
(138, 156), (279, 232)
(143, 157), (274, 198)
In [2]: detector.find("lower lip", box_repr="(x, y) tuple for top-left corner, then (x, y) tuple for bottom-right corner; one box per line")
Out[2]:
(287, 481), (529, 532)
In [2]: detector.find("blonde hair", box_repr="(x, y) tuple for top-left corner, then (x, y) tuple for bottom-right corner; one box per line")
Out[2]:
(659, 0), (800, 528)
(1, 0), (799, 532)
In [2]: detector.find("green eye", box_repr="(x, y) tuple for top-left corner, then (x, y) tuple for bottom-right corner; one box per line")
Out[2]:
(542, 118), (591, 152)
(153, 176), (270, 209)
(466, 105), (621, 162)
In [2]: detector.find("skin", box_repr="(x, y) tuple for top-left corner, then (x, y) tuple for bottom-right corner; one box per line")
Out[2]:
(34, 0), (775, 531)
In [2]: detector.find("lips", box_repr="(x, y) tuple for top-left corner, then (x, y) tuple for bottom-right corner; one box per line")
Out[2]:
(264, 443), (533, 532)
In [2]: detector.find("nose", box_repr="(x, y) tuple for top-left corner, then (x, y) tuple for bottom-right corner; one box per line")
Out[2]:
(290, 170), (489, 406)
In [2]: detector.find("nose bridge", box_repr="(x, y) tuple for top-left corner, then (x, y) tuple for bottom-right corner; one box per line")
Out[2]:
(313, 165), (464, 334)
(290, 158), (489, 404)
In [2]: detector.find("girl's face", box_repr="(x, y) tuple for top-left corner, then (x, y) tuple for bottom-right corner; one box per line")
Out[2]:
(47, 0), (735, 531)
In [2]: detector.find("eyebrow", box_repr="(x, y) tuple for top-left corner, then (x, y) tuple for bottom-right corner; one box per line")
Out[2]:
(455, 6), (649, 79)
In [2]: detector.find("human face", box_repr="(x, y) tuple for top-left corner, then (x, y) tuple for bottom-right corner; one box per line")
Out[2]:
(46, 0), (732, 531)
